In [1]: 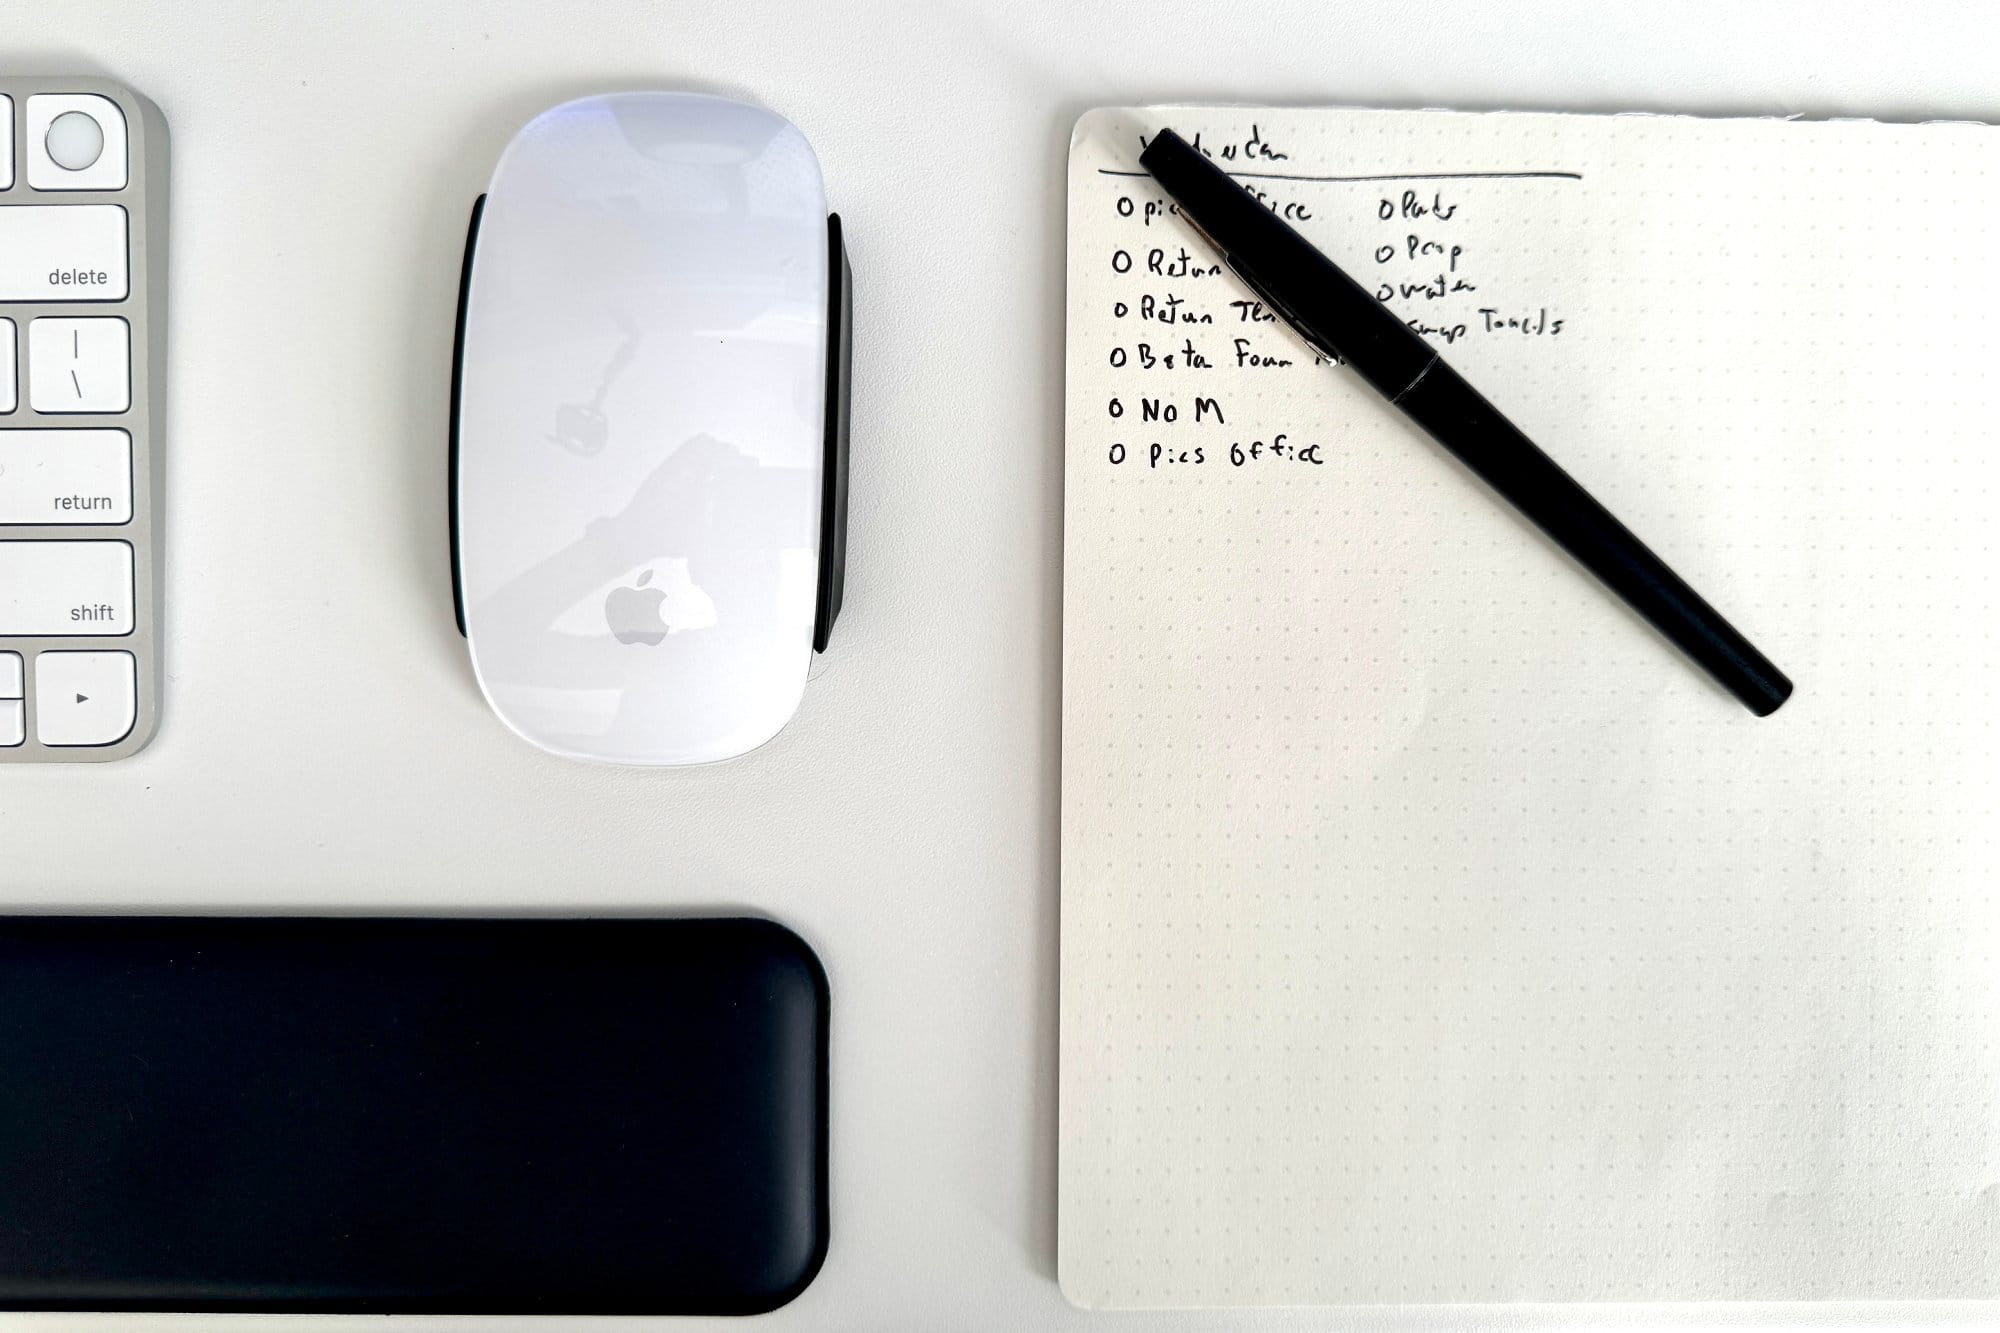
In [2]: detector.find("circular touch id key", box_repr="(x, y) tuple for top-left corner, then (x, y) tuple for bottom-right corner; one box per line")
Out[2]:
(24, 93), (129, 191)
(45, 111), (105, 172)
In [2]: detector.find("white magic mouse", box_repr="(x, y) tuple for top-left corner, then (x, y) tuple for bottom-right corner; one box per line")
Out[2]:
(451, 93), (851, 766)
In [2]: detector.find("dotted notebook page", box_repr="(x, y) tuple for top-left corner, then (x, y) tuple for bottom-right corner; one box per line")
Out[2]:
(1059, 106), (2000, 1309)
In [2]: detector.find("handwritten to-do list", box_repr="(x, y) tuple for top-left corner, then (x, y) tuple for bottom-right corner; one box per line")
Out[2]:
(1085, 125), (1575, 476)
(1061, 107), (2000, 1308)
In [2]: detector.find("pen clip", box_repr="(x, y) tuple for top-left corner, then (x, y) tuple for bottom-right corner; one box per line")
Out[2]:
(1225, 255), (1343, 365)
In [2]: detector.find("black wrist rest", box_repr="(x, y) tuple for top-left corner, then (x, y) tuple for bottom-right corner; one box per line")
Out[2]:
(0, 915), (828, 1315)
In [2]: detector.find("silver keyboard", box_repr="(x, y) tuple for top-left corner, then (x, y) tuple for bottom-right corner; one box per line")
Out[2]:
(0, 78), (166, 761)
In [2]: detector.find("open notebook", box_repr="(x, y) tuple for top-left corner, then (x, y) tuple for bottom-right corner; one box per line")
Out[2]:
(1061, 106), (2000, 1308)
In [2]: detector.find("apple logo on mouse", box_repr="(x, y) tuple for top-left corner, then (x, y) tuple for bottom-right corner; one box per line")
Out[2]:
(605, 569), (670, 646)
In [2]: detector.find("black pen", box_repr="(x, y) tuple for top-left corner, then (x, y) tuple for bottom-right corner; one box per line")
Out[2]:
(1139, 128), (1793, 717)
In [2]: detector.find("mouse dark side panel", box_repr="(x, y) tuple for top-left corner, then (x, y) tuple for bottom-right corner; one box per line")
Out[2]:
(448, 192), (485, 639)
(813, 212), (852, 654)
(0, 916), (829, 1315)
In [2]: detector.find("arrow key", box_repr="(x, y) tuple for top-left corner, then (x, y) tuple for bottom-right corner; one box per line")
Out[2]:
(34, 651), (135, 747)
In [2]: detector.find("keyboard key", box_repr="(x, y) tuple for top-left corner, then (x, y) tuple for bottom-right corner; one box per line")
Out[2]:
(0, 700), (21, 747)
(0, 541), (132, 635)
(0, 206), (128, 302)
(0, 652), (20, 697)
(0, 431), (132, 524)
(28, 319), (130, 414)
(25, 94), (127, 191)
(34, 651), (135, 746)
(0, 320), (13, 415)
(0, 94), (11, 189)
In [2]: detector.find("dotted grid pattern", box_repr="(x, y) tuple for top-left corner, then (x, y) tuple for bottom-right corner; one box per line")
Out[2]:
(1059, 106), (2000, 1308)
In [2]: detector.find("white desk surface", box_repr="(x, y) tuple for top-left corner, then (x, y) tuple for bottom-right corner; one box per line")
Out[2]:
(1, 1), (1994, 1329)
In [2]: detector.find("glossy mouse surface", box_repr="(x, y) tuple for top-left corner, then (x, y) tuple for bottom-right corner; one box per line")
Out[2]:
(456, 93), (835, 765)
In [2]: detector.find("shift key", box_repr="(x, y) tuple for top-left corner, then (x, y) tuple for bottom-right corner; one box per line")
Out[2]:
(0, 541), (133, 635)
(0, 206), (128, 302)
